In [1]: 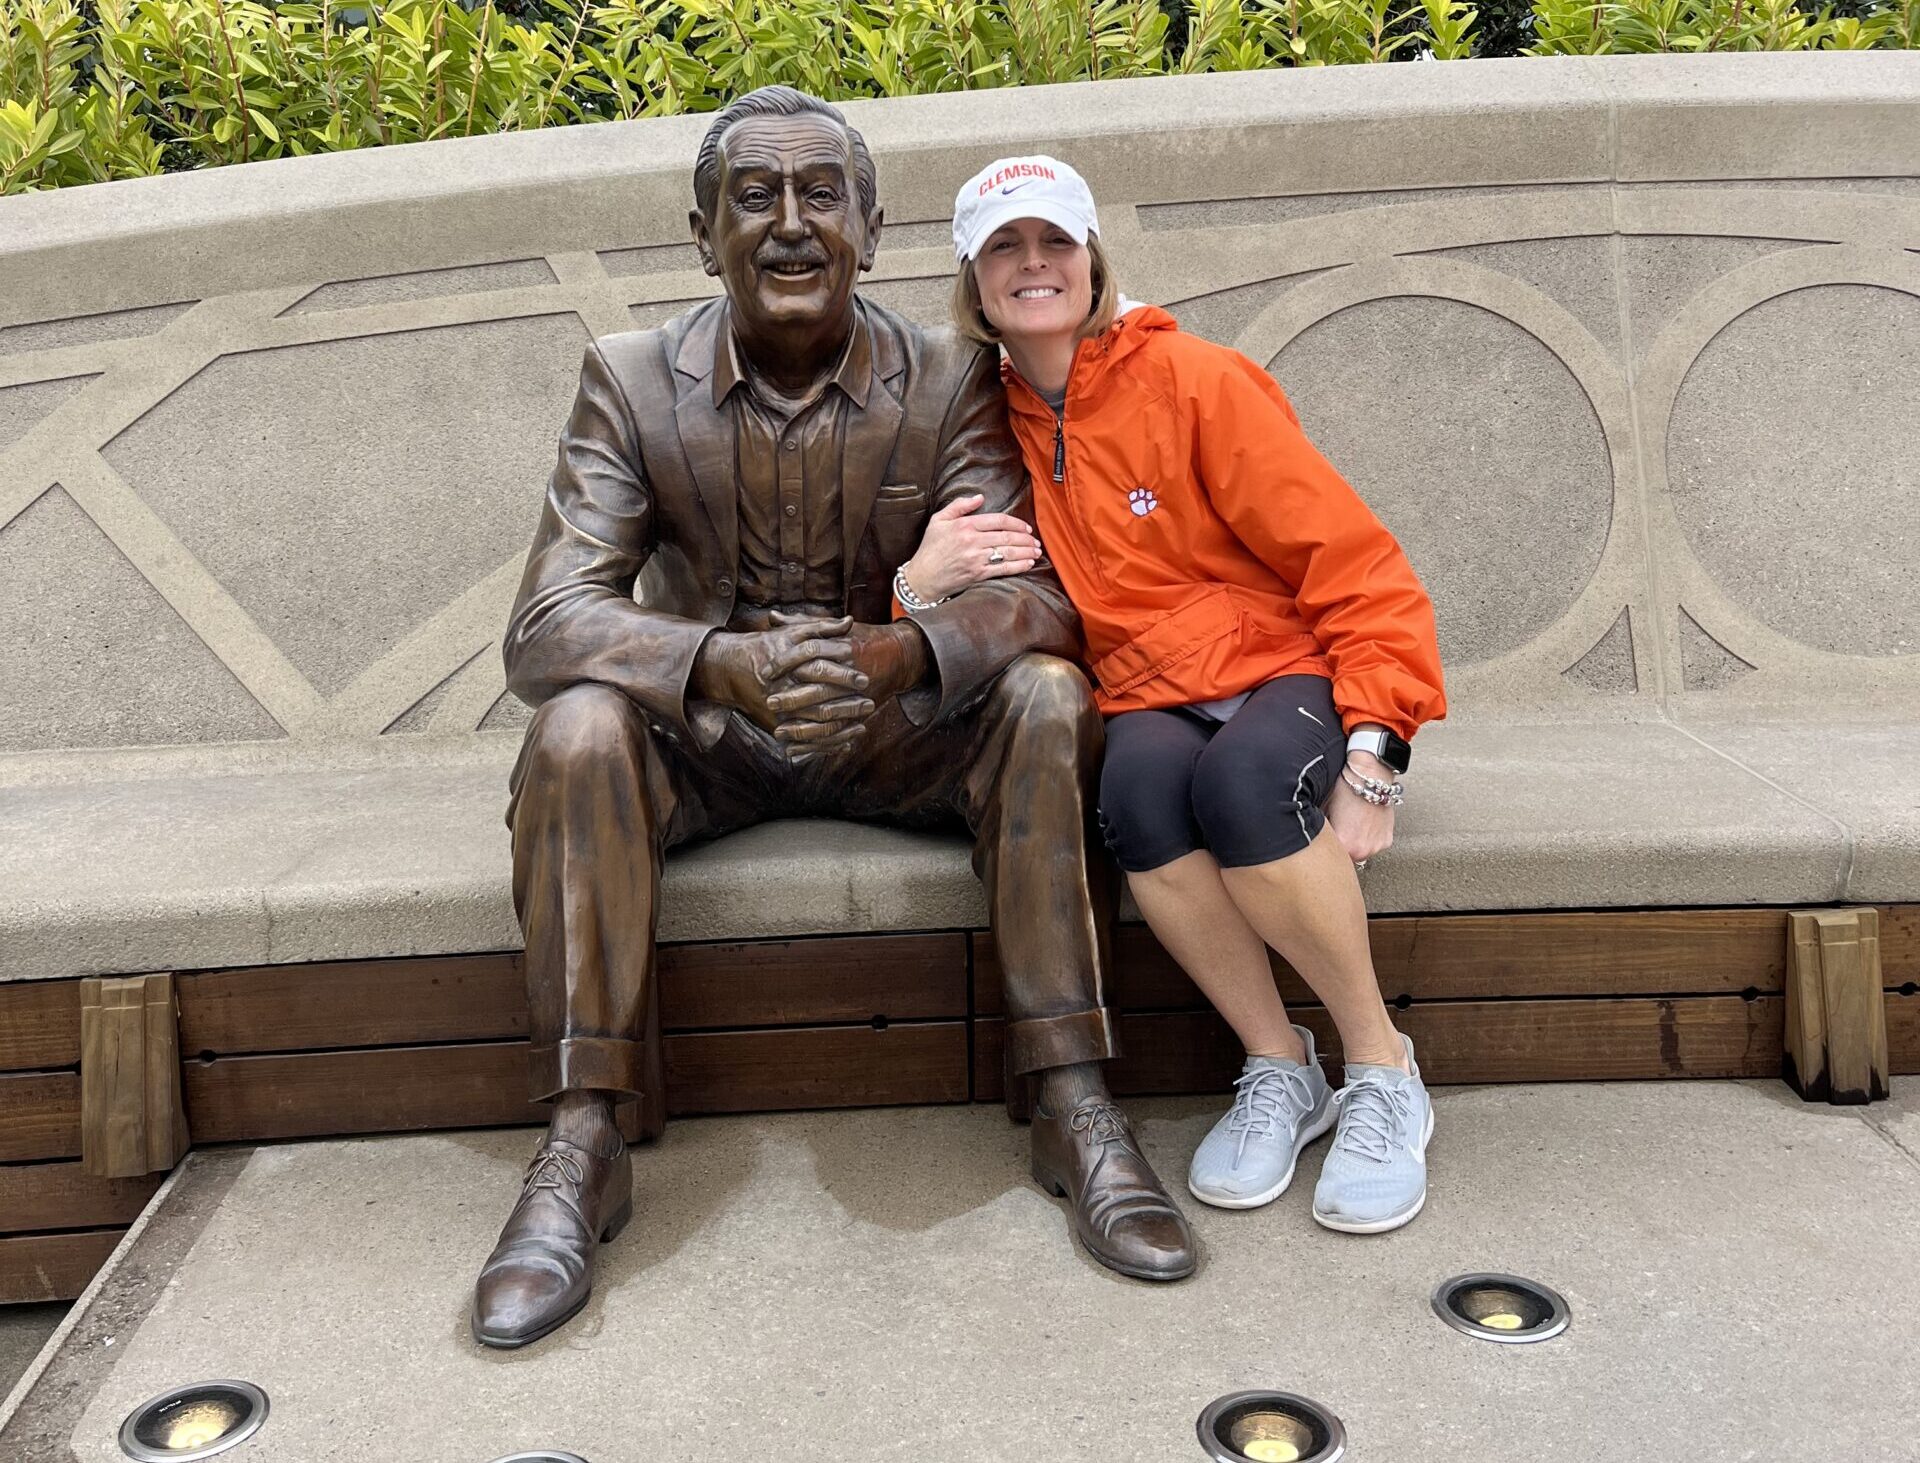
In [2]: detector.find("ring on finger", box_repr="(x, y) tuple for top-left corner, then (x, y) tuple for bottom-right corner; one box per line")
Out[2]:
(1355, 859), (1370, 871)
(987, 547), (1005, 564)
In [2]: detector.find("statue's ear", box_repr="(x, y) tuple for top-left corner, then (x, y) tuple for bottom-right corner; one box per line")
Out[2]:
(860, 205), (884, 273)
(689, 208), (721, 278)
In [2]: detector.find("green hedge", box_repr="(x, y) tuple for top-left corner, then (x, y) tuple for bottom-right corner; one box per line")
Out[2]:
(3, 0), (1915, 195)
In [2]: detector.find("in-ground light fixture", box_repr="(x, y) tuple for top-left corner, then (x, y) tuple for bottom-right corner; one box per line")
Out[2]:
(486, 1453), (591, 1462)
(1197, 1390), (1346, 1463)
(1432, 1272), (1570, 1344)
(118, 1380), (269, 1461)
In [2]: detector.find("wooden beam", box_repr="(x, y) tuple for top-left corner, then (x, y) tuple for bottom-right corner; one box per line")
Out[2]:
(173, 935), (969, 1057)
(1785, 910), (1890, 1104)
(0, 1163), (163, 1234)
(182, 1023), (972, 1143)
(0, 980), (82, 1071)
(79, 975), (190, 1177)
(1888, 990), (1919, 1074)
(977, 994), (1784, 1100)
(177, 953), (526, 1055)
(0, 1071), (81, 1163)
(976, 908), (1791, 1015)
(0, 1229), (124, 1305)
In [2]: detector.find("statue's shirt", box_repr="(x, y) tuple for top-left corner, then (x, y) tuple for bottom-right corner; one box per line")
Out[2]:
(713, 313), (874, 610)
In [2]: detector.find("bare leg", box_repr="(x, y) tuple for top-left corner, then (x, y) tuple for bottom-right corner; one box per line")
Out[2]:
(1218, 825), (1407, 1071)
(1127, 851), (1307, 1064)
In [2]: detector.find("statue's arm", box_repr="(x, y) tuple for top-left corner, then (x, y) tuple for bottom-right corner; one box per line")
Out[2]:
(502, 340), (715, 739)
(906, 346), (1082, 721)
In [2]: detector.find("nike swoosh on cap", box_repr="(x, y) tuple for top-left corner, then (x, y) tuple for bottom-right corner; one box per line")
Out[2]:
(999, 181), (1034, 194)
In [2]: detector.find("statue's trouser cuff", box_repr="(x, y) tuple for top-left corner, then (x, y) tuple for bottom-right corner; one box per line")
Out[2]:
(1006, 1006), (1120, 1076)
(529, 1037), (646, 1104)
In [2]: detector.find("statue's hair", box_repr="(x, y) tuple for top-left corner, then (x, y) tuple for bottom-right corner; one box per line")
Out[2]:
(693, 86), (878, 221)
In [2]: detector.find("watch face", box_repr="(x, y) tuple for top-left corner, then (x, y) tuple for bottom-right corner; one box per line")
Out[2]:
(1384, 731), (1412, 774)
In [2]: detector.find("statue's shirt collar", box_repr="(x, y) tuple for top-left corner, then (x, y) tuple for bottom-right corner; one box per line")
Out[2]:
(712, 303), (873, 413)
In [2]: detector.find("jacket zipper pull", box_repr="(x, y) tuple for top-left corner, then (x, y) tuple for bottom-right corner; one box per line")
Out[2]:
(1052, 416), (1065, 483)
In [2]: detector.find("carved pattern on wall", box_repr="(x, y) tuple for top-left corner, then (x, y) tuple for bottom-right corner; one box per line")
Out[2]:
(0, 177), (1914, 762)
(1564, 609), (1639, 696)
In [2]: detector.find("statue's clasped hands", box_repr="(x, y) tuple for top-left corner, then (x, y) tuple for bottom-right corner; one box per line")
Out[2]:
(695, 613), (927, 762)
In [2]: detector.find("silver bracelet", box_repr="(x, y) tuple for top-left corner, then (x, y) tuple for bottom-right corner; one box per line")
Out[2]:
(893, 567), (946, 614)
(1340, 770), (1405, 807)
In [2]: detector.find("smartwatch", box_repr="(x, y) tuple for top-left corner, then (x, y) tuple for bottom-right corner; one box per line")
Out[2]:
(1346, 725), (1411, 775)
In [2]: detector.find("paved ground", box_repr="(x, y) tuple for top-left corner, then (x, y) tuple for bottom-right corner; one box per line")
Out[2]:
(0, 1305), (67, 1399)
(8, 1079), (1920, 1462)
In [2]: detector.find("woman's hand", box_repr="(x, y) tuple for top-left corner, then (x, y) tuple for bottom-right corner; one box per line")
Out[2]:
(1326, 751), (1396, 865)
(898, 494), (1042, 603)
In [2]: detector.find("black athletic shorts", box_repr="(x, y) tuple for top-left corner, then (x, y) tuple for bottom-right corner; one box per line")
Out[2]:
(1097, 673), (1349, 873)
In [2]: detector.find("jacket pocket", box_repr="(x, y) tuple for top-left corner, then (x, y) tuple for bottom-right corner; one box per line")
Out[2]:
(872, 482), (928, 514)
(1089, 585), (1240, 696)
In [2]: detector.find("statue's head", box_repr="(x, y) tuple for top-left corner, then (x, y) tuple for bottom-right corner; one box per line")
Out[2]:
(691, 87), (883, 353)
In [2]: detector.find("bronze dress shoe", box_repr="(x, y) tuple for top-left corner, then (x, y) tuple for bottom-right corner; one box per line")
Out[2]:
(1031, 1097), (1196, 1281)
(472, 1136), (633, 1348)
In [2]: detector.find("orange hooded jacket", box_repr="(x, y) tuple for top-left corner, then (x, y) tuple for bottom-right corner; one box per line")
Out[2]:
(1000, 304), (1445, 742)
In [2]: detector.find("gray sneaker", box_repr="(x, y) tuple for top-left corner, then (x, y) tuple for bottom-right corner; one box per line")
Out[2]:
(1312, 1034), (1434, 1234)
(1187, 1026), (1336, 1210)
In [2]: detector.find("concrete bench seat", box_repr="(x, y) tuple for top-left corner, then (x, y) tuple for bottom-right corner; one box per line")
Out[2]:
(1, 718), (1911, 984)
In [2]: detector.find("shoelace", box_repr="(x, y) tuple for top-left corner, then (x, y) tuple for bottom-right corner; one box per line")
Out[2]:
(1225, 1065), (1319, 1162)
(523, 1147), (586, 1193)
(1068, 1103), (1131, 1146)
(1330, 1074), (1416, 1164)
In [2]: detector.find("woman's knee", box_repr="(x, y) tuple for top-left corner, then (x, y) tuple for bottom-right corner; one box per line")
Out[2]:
(1190, 737), (1325, 864)
(1098, 714), (1205, 872)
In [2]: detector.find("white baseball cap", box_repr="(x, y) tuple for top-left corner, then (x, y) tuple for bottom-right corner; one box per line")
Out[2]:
(952, 155), (1100, 262)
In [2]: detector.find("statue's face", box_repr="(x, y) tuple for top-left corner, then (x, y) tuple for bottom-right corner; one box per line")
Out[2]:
(694, 114), (879, 346)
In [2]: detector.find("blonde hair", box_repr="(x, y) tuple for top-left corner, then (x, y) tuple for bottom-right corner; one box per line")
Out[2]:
(950, 232), (1120, 347)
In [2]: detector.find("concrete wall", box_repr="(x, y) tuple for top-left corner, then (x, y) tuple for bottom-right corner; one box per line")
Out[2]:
(2, 54), (1916, 769)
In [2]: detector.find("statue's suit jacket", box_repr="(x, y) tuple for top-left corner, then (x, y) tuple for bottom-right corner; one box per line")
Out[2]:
(504, 296), (1080, 748)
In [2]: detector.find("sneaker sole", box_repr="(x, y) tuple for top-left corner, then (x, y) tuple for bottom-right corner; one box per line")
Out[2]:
(1310, 1103), (1436, 1235)
(1187, 1105), (1338, 1211)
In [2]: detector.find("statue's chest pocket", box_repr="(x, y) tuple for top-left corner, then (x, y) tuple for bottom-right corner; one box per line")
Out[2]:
(869, 482), (928, 563)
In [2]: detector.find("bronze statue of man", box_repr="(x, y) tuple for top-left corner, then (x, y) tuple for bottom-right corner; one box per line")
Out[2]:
(475, 85), (1194, 1348)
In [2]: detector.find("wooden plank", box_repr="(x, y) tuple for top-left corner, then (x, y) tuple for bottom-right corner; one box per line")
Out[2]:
(1814, 910), (1889, 1103)
(79, 975), (189, 1178)
(177, 953), (527, 1055)
(666, 1023), (969, 1114)
(1370, 909), (1786, 999)
(976, 908), (1790, 1015)
(175, 936), (967, 1057)
(182, 1023), (973, 1142)
(1888, 990), (1920, 1074)
(183, 1043), (543, 1143)
(1785, 912), (1829, 1099)
(0, 980), (82, 1071)
(983, 996), (1786, 1098)
(660, 934), (968, 1029)
(0, 1072), (81, 1163)
(0, 1163), (162, 1234)
(1388, 995), (1784, 1084)
(1881, 904), (1919, 985)
(0, 1229), (124, 1305)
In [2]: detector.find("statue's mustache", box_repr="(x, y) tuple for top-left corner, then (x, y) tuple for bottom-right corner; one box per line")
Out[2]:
(756, 248), (827, 269)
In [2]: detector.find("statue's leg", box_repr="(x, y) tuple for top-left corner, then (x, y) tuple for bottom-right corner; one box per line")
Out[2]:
(960, 653), (1196, 1282)
(475, 683), (679, 1349)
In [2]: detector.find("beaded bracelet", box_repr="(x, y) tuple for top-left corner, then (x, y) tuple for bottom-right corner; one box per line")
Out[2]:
(893, 567), (946, 614)
(1340, 769), (1405, 808)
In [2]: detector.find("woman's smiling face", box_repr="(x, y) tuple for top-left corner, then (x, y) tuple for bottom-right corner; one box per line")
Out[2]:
(973, 216), (1093, 347)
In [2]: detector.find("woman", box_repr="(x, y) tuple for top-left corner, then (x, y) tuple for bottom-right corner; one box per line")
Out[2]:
(897, 156), (1447, 1234)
